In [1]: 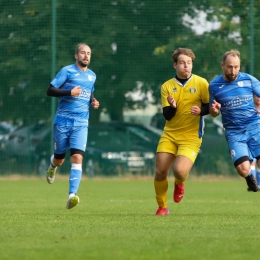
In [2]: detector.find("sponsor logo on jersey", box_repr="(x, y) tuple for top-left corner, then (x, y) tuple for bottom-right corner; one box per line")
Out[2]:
(79, 89), (91, 99)
(75, 73), (80, 76)
(219, 84), (225, 88)
(223, 97), (250, 108)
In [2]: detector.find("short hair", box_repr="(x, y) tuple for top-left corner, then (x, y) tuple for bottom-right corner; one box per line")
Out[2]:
(172, 48), (195, 63)
(222, 50), (240, 63)
(75, 43), (90, 54)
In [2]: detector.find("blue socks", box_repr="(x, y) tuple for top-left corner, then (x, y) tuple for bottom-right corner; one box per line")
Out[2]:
(69, 163), (82, 195)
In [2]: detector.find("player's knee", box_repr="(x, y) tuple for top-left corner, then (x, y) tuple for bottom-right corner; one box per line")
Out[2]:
(235, 160), (251, 176)
(174, 172), (189, 182)
(53, 159), (64, 167)
(155, 167), (168, 181)
(70, 154), (83, 164)
(234, 156), (250, 175)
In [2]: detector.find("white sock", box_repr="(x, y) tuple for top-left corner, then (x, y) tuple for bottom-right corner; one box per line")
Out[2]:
(68, 193), (75, 199)
(50, 155), (57, 168)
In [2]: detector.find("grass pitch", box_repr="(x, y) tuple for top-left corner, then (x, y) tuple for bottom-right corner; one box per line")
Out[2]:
(1, 177), (260, 260)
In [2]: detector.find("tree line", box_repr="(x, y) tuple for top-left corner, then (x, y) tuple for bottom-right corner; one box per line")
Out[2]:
(0, 0), (259, 126)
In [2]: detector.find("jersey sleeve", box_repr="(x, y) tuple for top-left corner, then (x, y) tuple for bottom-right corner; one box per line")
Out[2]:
(200, 79), (209, 104)
(161, 83), (170, 108)
(250, 75), (260, 97)
(209, 83), (215, 106)
(50, 67), (68, 89)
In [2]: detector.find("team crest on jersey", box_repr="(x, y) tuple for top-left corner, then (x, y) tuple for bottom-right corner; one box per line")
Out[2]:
(88, 75), (93, 81)
(237, 81), (244, 87)
(189, 88), (197, 94)
(172, 87), (177, 92)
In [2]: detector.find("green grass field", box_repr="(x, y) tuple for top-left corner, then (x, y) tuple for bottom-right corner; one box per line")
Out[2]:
(1, 177), (260, 260)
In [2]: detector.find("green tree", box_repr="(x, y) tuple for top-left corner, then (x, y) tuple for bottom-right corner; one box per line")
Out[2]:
(0, 0), (193, 124)
(156, 0), (260, 82)
(0, 0), (52, 125)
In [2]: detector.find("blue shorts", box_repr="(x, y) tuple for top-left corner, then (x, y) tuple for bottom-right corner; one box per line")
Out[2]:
(226, 129), (260, 164)
(53, 124), (88, 154)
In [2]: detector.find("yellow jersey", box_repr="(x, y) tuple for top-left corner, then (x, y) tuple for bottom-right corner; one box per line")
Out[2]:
(161, 74), (209, 139)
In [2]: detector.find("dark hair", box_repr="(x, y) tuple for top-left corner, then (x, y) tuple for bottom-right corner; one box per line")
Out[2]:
(172, 48), (195, 63)
(222, 50), (240, 63)
(75, 43), (90, 54)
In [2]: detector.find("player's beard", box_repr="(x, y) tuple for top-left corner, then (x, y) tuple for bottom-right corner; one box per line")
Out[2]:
(78, 59), (89, 68)
(225, 73), (238, 82)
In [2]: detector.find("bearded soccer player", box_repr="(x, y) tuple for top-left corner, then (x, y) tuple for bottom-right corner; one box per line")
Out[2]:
(154, 48), (209, 216)
(209, 50), (260, 192)
(46, 43), (100, 209)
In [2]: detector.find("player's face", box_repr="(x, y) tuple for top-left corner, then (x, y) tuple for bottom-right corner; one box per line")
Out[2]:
(75, 45), (91, 69)
(173, 54), (193, 79)
(221, 55), (240, 82)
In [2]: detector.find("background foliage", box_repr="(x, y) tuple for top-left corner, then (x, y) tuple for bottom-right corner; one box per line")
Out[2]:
(0, 0), (259, 175)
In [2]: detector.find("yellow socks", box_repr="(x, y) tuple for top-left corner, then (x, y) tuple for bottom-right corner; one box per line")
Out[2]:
(175, 173), (189, 185)
(154, 179), (168, 208)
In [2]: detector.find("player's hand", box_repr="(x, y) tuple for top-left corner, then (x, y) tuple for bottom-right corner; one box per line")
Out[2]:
(71, 86), (82, 97)
(191, 106), (201, 115)
(91, 98), (100, 109)
(167, 95), (177, 108)
(211, 100), (221, 114)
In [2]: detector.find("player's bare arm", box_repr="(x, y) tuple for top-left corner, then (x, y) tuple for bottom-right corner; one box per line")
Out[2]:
(91, 94), (100, 109)
(167, 95), (177, 108)
(191, 103), (209, 116)
(71, 86), (82, 97)
(209, 100), (221, 117)
(191, 106), (201, 115)
(163, 95), (177, 120)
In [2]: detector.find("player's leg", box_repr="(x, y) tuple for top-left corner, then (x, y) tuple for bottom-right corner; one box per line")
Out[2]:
(248, 159), (257, 191)
(246, 134), (260, 191)
(256, 158), (260, 185)
(66, 126), (88, 209)
(154, 152), (174, 215)
(154, 136), (176, 215)
(228, 138), (258, 191)
(235, 159), (259, 191)
(172, 155), (193, 203)
(250, 160), (257, 178)
(172, 137), (201, 203)
(46, 124), (68, 184)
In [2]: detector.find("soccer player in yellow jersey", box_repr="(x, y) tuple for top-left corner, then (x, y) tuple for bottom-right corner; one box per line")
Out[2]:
(154, 48), (209, 215)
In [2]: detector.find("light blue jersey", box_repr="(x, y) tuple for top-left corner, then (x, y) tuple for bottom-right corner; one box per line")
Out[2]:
(209, 72), (260, 131)
(51, 64), (96, 127)
(209, 72), (260, 163)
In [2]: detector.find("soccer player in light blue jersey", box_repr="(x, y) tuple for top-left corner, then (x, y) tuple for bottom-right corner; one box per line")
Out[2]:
(248, 94), (260, 191)
(46, 43), (100, 209)
(209, 50), (260, 192)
